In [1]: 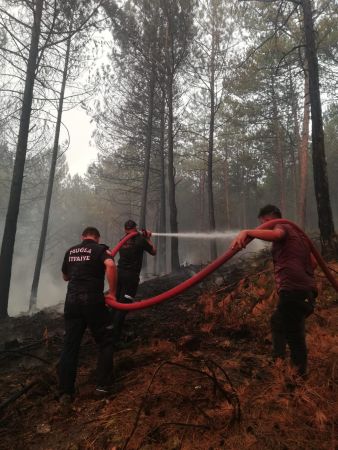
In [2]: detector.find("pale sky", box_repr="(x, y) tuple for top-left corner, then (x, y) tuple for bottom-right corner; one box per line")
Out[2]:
(61, 107), (98, 176)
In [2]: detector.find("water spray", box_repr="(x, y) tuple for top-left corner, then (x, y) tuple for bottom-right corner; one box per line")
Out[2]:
(151, 231), (238, 239)
(105, 219), (338, 310)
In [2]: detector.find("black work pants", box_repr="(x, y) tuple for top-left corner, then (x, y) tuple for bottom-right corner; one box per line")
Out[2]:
(271, 290), (315, 376)
(113, 269), (140, 342)
(58, 292), (114, 395)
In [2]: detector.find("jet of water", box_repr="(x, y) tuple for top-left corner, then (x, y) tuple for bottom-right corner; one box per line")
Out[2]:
(152, 231), (239, 239)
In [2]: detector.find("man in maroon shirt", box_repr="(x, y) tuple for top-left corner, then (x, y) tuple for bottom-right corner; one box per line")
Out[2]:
(231, 204), (317, 377)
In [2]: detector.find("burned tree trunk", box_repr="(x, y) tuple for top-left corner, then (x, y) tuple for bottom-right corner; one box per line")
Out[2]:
(199, 170), (206, 232)
(139, 61), (156, 229)
(302, 0), (337, 254)
(167, 77), (180, 271)
(0, 0), (44, 319)
(298, 63), (310, 229)
(158, 91), (167, 274)
(29, 25), (72, 312)
(272, 81), (286, 213)
(207, 19), (217, 260)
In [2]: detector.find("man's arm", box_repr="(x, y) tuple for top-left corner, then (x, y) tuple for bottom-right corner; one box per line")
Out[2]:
(145, 239), (157, 256)
(104, 258), (117, 299)
(231, 227), (286, 250)
(310, 253), (317, 269)
(62, 273), (70, 281)
(141, 230), (157, 255)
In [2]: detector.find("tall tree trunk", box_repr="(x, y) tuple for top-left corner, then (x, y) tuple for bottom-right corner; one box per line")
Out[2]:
(139, 61), (155, 229)
(158, 91), (167, 274)
(29, 25), (71, 312)
(298, 63), (310, 229)
(302, 0), (337, 254)
(272, 81), (286, 212)
(241, 178), (247, 228)
(223, 144), (230, 230)
(289, 70), (300, 220)
(167, 77), (180, 270)
(199, 169), (205, 231)
(223, 164), (230, 230)
(207, 18), (217, 260)
(0, 0), (44, 319)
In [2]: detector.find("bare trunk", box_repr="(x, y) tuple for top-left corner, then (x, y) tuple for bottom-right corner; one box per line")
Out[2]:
(272, 82), (286, 212)
(158, 91), (167, 274)
(29, 24), (71, 311)
(0, 0), (44, 319)
(207, 22), (217, 260)
(223, 151), (230, 230)
(139, 61), (155, 229)
(167, 77), (180, 270)
(302, 0), (337, 255)
(290, 71), (300, 220)
(199, 170), (206, 231)
(298, 64), (310, 229)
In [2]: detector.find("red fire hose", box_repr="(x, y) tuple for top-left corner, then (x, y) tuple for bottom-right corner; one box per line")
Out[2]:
(105, 219), (338, 311)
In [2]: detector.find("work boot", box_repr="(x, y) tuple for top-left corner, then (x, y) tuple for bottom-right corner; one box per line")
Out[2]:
(95, 381), (123, 398)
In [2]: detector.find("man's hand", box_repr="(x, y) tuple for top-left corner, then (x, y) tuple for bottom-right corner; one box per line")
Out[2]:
(104, 258), (117, 296)
(62, 272), (70, 281)
(105, 292), (117, 303)
(141, 229), (152, 239)
(231, 230), (249, 250)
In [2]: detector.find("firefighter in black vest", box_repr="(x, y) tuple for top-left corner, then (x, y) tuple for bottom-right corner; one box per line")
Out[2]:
(113, 220), (156, 344)
(58, 227), (117, 403)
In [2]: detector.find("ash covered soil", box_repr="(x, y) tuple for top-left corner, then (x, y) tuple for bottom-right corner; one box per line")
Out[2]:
(0, 253), (337, 450)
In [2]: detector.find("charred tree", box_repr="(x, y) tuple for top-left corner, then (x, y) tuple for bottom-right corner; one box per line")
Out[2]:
(158, 90), (167, 274)
(0, 0), (44, 319)
(301, 0), (337, 254)
(29, 24), (72, 312)
(272, 79), (286, 213)
(298, 62), (310, 229)
(207, 14), (217, 261)
(139, 60), (156, 229)
(166, 74), (180, 271)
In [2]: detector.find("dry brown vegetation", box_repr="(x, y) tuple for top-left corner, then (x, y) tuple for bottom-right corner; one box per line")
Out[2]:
(0, 254), (337, 450)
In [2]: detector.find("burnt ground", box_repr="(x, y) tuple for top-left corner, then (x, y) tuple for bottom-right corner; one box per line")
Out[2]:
(0, 253), (337, 450)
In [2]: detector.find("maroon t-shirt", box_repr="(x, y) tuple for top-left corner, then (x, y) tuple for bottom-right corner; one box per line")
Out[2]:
(271, 224), (316, 293)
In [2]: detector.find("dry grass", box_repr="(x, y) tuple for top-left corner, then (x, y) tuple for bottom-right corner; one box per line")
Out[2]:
(0, 259), (337, 450)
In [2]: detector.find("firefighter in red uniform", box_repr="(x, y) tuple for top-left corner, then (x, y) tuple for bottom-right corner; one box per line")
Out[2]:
(231, 205), (317, 377)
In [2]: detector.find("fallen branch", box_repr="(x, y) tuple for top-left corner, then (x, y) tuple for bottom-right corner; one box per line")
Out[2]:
(0, 381), (37, 413)
(122, 358), (239, 449)
(0, 350), (50, 364)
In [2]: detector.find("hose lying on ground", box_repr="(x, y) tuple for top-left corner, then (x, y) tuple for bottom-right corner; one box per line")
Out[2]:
(105, 219), (338, 311)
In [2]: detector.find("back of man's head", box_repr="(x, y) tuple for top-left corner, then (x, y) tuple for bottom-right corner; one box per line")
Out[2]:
(124, 219), (137, 230)
(82, 226), (100, 239)
(258, 204), (282, 219)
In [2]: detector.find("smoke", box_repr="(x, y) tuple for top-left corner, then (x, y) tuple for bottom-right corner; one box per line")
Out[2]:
(8, 255), (66, 316)
(6, 230), (269, 316)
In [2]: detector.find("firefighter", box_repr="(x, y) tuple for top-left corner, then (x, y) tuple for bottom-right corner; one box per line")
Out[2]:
(231, 205), (317, 378)
(113, 220), (156, 345)
(58, 227), (117, 404)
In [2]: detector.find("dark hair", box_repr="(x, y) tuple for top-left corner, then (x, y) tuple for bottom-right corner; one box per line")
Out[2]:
(82, 227), (100, 238)
(124, 219), (137, 230)
(258, 204), (282, 219)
